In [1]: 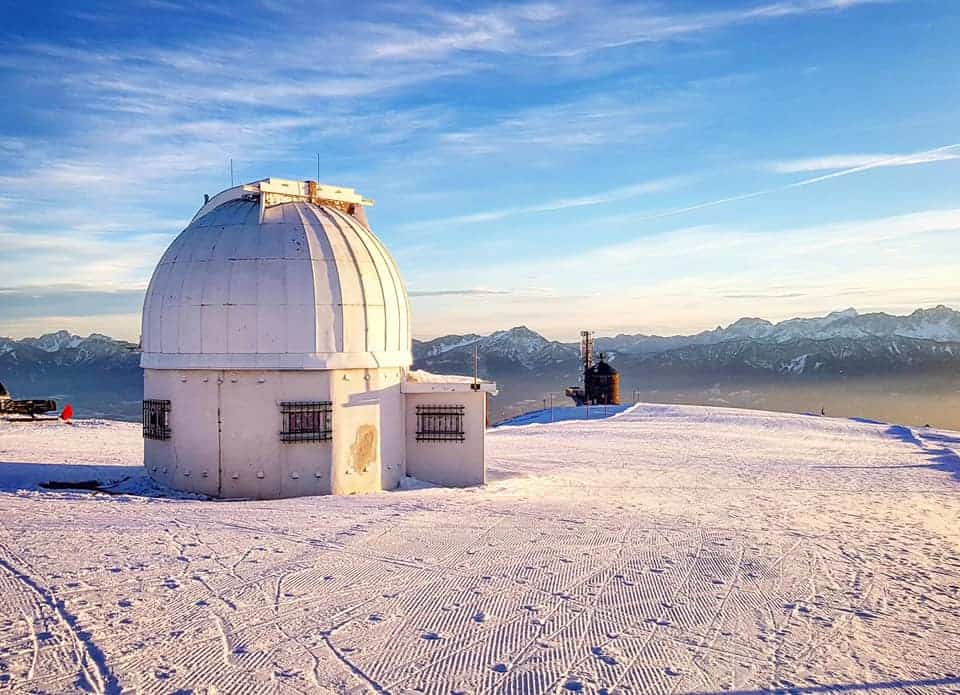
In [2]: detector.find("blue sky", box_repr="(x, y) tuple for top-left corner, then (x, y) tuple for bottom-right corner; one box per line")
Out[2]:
(1, 0), (958, 341)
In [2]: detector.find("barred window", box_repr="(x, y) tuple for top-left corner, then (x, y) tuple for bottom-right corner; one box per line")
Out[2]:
(280, 401), (332, 442)
(143, 399), (171, 440)
(416, 404), (465, 442)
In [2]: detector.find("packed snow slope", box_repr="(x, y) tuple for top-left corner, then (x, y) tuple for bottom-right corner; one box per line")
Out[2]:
(1, 405), (959, 695)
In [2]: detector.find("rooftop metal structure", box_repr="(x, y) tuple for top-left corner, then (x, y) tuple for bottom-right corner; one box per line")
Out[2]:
(192, 178), (375, 224)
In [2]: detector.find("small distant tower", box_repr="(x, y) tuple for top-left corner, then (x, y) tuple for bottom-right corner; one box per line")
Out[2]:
(566, 330), (619, 406)
(585, 353), (620, 405)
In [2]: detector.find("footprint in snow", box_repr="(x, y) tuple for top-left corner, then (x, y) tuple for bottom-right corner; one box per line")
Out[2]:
(591, 646), (618, 666)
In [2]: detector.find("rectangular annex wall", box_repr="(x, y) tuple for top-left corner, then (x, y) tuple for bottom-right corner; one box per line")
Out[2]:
(403, 389), (487, 487)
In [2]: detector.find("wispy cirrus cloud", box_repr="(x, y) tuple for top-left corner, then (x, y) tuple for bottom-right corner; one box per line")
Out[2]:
(408, 288), (512, 297)
(766, 149), (960, 174)
(360, 0), (894, 60)
(399, 176), (688, 232)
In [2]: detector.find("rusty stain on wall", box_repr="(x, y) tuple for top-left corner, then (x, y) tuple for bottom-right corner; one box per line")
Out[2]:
(350, 425), (377, 474)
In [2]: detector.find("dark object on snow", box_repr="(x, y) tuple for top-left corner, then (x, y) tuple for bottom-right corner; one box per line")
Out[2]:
(0, 380), (57, 418)
(40, 480), (102, 490)
(39, 476), (130, 494)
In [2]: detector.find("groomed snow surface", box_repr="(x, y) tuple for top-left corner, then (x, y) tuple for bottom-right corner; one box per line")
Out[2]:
(1, 405), (959, 695)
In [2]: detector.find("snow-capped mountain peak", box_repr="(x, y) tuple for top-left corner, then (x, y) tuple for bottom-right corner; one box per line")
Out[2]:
(24, 330), (85, 352)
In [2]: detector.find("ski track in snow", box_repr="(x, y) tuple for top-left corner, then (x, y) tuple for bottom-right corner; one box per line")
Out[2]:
(0, 405), (959, 694)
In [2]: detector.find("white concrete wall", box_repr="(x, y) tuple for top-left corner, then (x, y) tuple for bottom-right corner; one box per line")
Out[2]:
(143, 369), (220, 497)
(330, 367), (405, 495)
(143, 367), (405, 499)
(404, 391), (487, 487)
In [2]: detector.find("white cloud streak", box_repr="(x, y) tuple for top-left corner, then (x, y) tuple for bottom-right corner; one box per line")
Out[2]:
(767, 149), (960, 174)
(399, 177), (688, 231)
(590, 144), (960, 227)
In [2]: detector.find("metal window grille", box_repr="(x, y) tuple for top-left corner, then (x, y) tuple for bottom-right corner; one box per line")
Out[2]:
(143, 399), (171, 440)
(416, 404), (465, 442)
(280, 401), (332, 442)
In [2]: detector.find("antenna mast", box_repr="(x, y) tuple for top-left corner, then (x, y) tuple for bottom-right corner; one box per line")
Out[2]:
(580, 330), (594, 382)
(471, 344), (481, 391)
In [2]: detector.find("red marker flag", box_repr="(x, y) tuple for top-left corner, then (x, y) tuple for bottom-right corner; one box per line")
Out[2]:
(60, 404), (73, 422)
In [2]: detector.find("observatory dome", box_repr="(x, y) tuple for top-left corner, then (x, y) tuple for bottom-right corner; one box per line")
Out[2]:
(141, 180), (411, 370)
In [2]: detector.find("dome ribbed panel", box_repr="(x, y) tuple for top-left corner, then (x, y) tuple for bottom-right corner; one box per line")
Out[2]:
(293, 204), (343, 354)
(327, 207), (407, 354)
(141, 198), (411, 370)
(342, 208), (411, 353)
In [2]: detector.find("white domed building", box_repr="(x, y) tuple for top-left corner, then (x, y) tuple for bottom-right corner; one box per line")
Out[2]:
(141, 178), (495, 499)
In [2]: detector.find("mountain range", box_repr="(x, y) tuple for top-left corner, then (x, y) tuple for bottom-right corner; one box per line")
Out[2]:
(413, 306), (960, 377)
(0, 331), (142, 419)
(2, 306), (959, 423)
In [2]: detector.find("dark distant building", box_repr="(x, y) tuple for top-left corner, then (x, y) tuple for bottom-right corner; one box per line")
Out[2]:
(565, 331), (620, 406)
(585, 355), (620, 405)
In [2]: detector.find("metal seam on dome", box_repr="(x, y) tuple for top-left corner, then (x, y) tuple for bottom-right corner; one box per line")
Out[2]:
(327, 206), (392, 354)
(336, 207), (408, 353)
(354, 212), (413, 350)
(202, 218), (232, 354)
(316, 206), (370, 355)
(164, 253), (189, 356)
(353, 205), (407, 350)
(296, 203), (345, 353)
(251, 232), (275, 355)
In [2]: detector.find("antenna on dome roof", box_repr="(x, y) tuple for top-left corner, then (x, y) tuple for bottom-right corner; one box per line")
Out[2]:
(316, 153), (320, 185)
(229, 158), (234, 187)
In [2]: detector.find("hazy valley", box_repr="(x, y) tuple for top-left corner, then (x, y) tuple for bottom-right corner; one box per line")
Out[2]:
(2, 305), (959, 429)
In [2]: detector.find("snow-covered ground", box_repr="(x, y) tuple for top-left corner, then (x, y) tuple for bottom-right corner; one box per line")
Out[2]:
(1, 404), (959, 694)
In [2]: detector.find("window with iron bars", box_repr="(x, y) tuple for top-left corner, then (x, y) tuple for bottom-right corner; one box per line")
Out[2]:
(143, 399), (171, 440)
(416, 404), (465, 442)
(280, 401), (332, 442)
